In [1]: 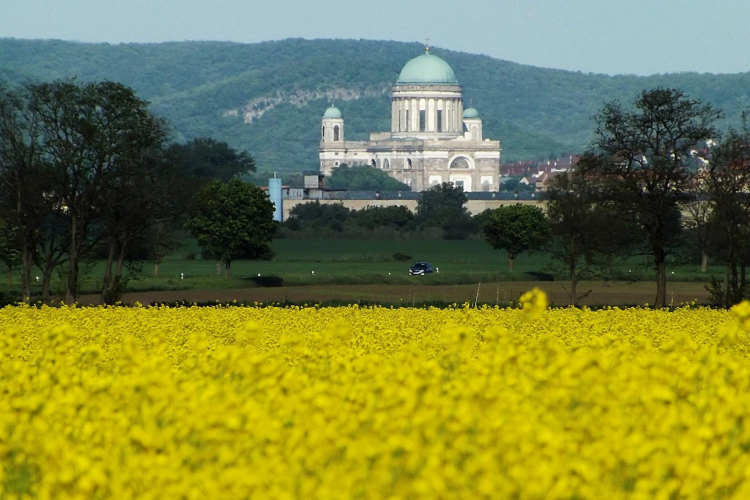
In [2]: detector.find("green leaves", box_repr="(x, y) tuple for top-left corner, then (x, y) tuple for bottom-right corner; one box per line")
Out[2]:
(483, 205), (550, 261)
(185, 179), (276, 271)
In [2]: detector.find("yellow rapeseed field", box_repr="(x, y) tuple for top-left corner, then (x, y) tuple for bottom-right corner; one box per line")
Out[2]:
(2, 290), (750, 499)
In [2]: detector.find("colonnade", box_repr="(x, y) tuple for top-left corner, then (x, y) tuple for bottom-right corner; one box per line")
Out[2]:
(391, 97), (463, 134)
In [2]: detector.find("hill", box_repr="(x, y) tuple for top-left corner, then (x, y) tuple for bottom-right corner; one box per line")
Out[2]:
(2, 38), (749, 172)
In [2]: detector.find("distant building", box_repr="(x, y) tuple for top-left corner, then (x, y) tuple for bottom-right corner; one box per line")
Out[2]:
(319, 45), (501, 192)
(500, 154), (581, 192)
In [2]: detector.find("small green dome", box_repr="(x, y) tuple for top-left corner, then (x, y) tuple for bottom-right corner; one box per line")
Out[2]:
(323, 106), (342, 119)
(463, 107), (479, 119)
(396, 50), (458, 85)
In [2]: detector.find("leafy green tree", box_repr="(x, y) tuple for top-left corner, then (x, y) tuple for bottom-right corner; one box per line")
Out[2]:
(580, 88), (719, 308)
(185, 179), (276, 277)
(31, 79), (167, 303)
(500, 176), (534, 193)
(416, 182), (477, 239)
(327, 165), (410, 191)
(166, 137), (256, 182)
(285, 202), (352, 233)
(351, 206), (414, 230)
(483, 204), (551, 272)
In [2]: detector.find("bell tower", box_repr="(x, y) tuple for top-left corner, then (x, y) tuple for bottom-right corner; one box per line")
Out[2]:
(321, 105), (344, 144)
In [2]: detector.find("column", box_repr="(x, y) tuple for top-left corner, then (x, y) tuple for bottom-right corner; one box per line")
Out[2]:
(458, 100), (464, 131)
(411, 98), (418, 131)
(391, 99), (398, 132)
(427, 99), (434, 132)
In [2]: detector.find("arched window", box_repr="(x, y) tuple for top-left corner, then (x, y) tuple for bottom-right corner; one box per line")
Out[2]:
(321, 125), (325, 140)
(407, 158), (412, 169)
(371, 159), (377, 168)
(383, 159), (390, 169)
(450, 157), (471, 169)
(333, 125), (340, 141)
(482, 180), (491, 192)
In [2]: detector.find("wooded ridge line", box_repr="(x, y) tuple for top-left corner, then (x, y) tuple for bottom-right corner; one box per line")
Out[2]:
(2, 38), (749, 169)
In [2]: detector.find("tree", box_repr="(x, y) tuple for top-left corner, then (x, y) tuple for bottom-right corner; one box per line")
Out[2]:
(99, 146), (176, 303)
(0, 83), (49, 300)
(417, 182), (467, 223)
(0, 219), (21, 286)
(285, 202), (352, 233)
(166, 137), (255, 182)
(31, 79), (169, 303)
(327, 165), (410, 191)
(185, 179), (276, 277)
(483, 204), (551, 272)
(682, 199), (712, 273)
(351, 205), (414, 230)
(545, 171), (598, 305)
(583, 205), (641, 279)
(703, 119), (750, 307)
(416, 182), (476, 238)
(580, 88), (720, 308)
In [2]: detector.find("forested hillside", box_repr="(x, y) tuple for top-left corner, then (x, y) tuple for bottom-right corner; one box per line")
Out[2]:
(2, 38), (749, 171)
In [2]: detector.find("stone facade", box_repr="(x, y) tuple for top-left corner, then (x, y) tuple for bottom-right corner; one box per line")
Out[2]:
(319, 49), (501, 192)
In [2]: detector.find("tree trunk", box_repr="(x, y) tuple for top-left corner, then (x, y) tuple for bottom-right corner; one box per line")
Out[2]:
(154, 262), (159, 277)
(741, 259), (747, 300)
(101, 241), (116, 301)
(21, 246), (32, 301)
(65, 215), (78, 304)
(508, 256), (514, 273)
(724, 265), (731, 308)
(701, 251), (709, 273)
(114, 242), (126, 280)
(224, 261), (230, 279)
(570, 261), (577, 306)
(731, 260), (740, 305)
(216, 262), (221, 276)
(654, 259), (667, 309)
(41, 267), (53, 301)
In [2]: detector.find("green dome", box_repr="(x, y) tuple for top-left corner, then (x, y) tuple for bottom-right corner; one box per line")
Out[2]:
(323, 106), (342, 119)
(396, 50), (458, 85)
(463, 107), (479, 119)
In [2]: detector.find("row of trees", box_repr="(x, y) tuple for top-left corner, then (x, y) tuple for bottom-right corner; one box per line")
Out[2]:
(485, 88), (750, 309)
(247, 164), (411, 193)
(0, 79), (270, 303)
(283, 182), (480, 239)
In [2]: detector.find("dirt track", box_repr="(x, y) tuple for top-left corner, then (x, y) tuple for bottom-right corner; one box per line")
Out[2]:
(76, 281), (710, 307)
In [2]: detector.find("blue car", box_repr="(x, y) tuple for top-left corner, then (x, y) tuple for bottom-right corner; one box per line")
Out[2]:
(408, 262), (434, 276)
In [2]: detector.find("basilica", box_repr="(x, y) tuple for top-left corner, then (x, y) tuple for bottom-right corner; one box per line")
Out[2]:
(319, 45), (501, 192)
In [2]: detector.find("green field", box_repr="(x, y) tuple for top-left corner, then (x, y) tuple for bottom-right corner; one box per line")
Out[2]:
(1, 238), (725, 300)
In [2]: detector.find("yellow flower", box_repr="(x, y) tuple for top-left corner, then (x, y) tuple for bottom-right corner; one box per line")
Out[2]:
(0, 291), (746, 499)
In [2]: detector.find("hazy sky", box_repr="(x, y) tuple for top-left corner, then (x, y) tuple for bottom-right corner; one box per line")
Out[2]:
(2, 0), (748, 76)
